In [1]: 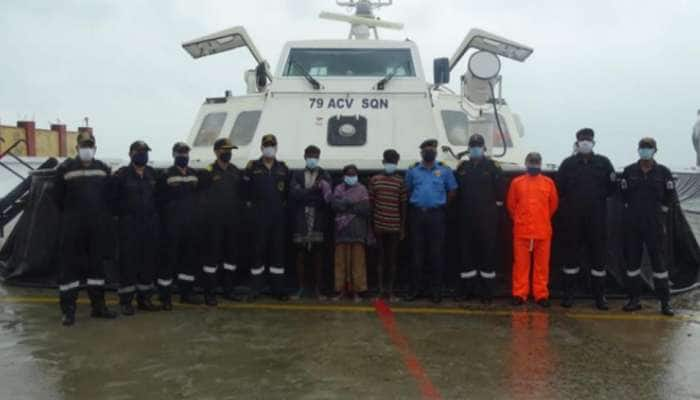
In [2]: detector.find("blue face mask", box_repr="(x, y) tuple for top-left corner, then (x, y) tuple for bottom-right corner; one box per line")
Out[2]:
(383, 163), (398, 174)
(344, 175), (358, 186)
(305, 158), (319, 169)
(131, 152), (148, 167)
(174, 155), (189, 168)
(469, 147), (484, 159)
(638, 148), (655, 160)
(526, 166), (541, 176)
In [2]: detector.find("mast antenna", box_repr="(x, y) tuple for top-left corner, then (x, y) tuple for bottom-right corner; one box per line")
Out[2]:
(320, 0), (403, 40)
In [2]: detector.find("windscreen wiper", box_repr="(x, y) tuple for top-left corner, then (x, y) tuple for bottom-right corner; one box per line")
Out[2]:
(375, 61), (410, 91)
(288, 59), (321, 90)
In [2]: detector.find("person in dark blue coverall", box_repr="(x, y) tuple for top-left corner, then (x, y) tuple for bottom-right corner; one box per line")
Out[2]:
(156, 142), (203, 309)
(199, 138), (244, 306)
(556, 128), (616, 310)
(112, 140), (161, 315)
(54, 131), (117, 326)
(244, 134), (291, 301)
(620, 137), (676, 316)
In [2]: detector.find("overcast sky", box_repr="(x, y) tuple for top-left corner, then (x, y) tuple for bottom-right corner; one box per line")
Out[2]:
(1, 0), (699, 168)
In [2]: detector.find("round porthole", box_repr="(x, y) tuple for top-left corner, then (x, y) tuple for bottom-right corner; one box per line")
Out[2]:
(339, 123), (357, 137)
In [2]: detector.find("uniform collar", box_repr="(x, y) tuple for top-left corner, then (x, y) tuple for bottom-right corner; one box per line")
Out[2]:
(419, 162), (439, 171)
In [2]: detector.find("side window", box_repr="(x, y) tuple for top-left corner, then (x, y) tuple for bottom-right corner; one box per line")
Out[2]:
(442, 111), (469, 146)
(229, 111), (262, 146)
(194, 112), (227, 147)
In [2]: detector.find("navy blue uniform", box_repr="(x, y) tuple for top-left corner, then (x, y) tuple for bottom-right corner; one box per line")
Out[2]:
(156, 166), (200, 301)
(455, 158), (504, 299)
(620, 161), (675, 301)
(244, 158), (290, 296)
(556, 153), (616, 298)
(199, 162), (243, 295)
(112, 164), (160, 304)
(405, 161), (457, 298)
(53, 158), (112, 315)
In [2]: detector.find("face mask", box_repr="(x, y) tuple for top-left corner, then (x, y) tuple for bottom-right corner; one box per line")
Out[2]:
(421, 149), (437, 162)
(344, 175), (358, 186)
(638, 148), (655, 160)
(219, 151), (232, 163)
(262, 146), (277, 158)
(383, 163), (398, 174)
(577, 140), (594, 154)
(78, 147), (95, 161)
(131, 152), (148, 167)
(526, 166), (541, 176)
(174, 155), (189, 168)
(469, 147), (484, 159)
(305, 158), (319, 169)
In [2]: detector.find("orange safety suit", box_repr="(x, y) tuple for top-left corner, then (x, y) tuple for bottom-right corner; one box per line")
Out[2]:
(506, 174), (559, 301)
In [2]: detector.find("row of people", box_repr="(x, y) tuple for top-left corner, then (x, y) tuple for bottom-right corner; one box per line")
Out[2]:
(53, 128), (676, 326)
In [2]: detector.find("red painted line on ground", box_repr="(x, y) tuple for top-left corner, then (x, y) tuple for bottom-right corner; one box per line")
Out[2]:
(373, 299), (442, 400)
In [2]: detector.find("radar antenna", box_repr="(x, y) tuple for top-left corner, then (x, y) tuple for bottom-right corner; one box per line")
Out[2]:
(319, 0), (403, 40)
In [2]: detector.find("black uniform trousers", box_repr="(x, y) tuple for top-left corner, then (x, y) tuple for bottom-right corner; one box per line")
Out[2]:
(202, 217), (239, 295)
(560, 204), (608, 297)
(251, 209), (286, 295)
(458, 208), (498, 298)
(118, 214), (158, 304)
(624, 212), (669, 301)
(58, 211), (108, 314)
(409, 207), (446, 296)
(158, 213), (198, 301)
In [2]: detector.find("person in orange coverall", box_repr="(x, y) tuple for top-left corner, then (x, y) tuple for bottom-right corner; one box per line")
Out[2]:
(506, 152), (559, 307)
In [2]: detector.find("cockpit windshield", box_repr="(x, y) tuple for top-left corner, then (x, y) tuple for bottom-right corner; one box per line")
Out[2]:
(284, 48), (415, 77)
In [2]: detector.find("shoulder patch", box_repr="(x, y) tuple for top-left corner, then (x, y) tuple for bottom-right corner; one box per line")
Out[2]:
(207, 164), (214, 172)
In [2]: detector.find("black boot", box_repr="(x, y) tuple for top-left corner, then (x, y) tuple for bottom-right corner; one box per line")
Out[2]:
(179, 283), (203, 305)
(158, 286), (173, 311)
(119, 292), (135, 316)
(60, 290), (77, 326)
(560, 274), (575, 308)
(661, 301), (675, 316)
(204, 293), (218, 307)
(480, 277), (494, 305)
(88, 287), (117, 319)
(623, 297), (642, 312)
(591, 275), (608, 310)
(595, 295), (610, 311)
(657, 286), (674, 316)
(137, 291), (160, 312)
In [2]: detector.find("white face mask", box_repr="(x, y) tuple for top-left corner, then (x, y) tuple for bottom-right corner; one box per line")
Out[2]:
(78, 147), (95, 161)
(262, 146), (277, 158)
(577, 140), (594, 154)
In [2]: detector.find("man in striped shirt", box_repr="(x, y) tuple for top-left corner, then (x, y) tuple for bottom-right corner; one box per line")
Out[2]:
(369, 149), (407, 301)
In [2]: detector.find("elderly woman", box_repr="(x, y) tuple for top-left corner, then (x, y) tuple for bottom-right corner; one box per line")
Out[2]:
(331, 164), (370, 302)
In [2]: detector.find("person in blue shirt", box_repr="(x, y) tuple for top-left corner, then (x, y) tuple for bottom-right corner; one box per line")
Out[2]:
(404, 139), (458, 303)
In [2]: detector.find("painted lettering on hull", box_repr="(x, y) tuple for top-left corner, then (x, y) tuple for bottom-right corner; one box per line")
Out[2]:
(309, 98), (389, 110)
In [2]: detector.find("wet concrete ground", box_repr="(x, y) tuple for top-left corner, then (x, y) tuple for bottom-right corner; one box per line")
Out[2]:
(0, 285), (698, 400)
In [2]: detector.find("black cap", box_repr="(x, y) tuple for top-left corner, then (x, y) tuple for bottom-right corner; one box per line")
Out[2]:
(383, 149), (400, 163)
(420, 139), (438, 149)
(468, 134), (485, 147)
(639, 137), (657, 149)
(261, 134), (277, 146)
(77, 131), (95, 145)
(576, 128), (595, 140)
(304, 145), (321, 156)
(214, 138), (237, 150)
(342, 164), (358, 175)
(129, 140), (151, 152)
(525, 152), (542, 164)
(172, 142), (191, 153)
